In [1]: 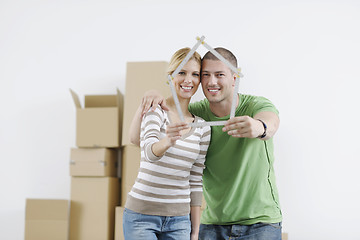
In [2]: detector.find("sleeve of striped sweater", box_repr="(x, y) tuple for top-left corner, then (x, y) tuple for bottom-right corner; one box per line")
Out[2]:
(189, 125), (211, 206)
(141, 105), (164, 162)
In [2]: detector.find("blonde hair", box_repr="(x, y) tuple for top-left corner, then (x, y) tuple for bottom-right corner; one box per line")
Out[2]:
(167, 48), (201, 75)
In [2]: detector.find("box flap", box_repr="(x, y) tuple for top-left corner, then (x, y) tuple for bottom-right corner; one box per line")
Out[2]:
(69, 89), (82, 109)
(84, 95), (117, 108)
(26, 199), (69, 221)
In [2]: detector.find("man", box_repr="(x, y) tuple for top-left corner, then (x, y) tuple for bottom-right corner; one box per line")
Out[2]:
(133, 47), (282, 240)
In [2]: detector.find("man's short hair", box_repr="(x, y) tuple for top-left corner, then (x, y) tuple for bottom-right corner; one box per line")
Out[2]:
(202, 47), (238, 70)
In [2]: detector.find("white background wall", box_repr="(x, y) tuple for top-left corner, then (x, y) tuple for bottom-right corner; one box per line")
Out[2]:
(1, 0), (359, 239)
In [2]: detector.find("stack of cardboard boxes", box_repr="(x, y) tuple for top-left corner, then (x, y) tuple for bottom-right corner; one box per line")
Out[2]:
(68, 89), (123, 240)
(24, 61), (170, 240)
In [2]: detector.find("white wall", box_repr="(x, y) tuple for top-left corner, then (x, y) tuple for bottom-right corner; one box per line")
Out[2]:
(1, 0), (359, 239)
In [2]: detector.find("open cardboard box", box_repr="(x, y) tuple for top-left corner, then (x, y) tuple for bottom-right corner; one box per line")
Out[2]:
(70, 89), (123, 148)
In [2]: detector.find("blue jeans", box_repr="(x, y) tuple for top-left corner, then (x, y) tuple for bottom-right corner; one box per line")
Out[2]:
(199, 222), (282, 240)
(123, 208), (191, 240)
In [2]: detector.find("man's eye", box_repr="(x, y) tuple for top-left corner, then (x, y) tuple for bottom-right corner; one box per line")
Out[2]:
(202, 73), (209, 77)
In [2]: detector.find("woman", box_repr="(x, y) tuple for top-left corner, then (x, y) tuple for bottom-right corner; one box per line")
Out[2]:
(123, 48), (211, 240)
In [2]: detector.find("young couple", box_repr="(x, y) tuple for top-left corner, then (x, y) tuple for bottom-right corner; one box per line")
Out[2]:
(123, 46), (282, 240)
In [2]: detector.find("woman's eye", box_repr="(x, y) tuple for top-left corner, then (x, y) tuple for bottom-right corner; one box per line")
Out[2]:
(178, 71), (185, 75)
(193, 73), (200, 77)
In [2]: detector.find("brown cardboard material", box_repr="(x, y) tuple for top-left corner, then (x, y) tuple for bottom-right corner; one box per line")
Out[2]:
(120, 145), (141, 206)
(70, 89), (123, 148)
(114, 206), (125, 240)
(70, 148), (117, 177)
(69, 177), (119, 240)
(25, 199), (69, 240)
(282, 232), (288, 240)
(117, 148), (122, 178)
(122, 61), (170, 145)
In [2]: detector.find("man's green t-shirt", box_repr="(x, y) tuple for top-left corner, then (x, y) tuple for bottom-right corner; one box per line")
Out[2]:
(189, 94), (282, 225)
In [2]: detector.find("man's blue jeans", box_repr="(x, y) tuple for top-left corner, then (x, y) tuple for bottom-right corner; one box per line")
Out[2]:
(199, 222), (282, 240)
(123, 208), (191, 240)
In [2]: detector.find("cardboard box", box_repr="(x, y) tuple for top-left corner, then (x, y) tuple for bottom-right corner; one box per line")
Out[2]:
(70, 89), (123, 148)
(122, 61), (170, 145)
(120, 145), (141, 206)
(69, 177), (119, 240)
(70, 148), (117, 177)
(25, 199), (69, 240)
(114, 206), (125, 240)
(117, 148), (122, 178)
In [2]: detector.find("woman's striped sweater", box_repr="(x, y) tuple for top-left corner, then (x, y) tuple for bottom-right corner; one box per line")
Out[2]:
(125, 106), (211, 216)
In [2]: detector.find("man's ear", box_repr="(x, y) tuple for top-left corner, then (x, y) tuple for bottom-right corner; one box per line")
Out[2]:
(232, 73), (237, 87)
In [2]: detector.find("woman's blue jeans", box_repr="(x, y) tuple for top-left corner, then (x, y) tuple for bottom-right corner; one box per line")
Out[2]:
(199, 222), (282, 240)
(123, 208), (191, 240)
